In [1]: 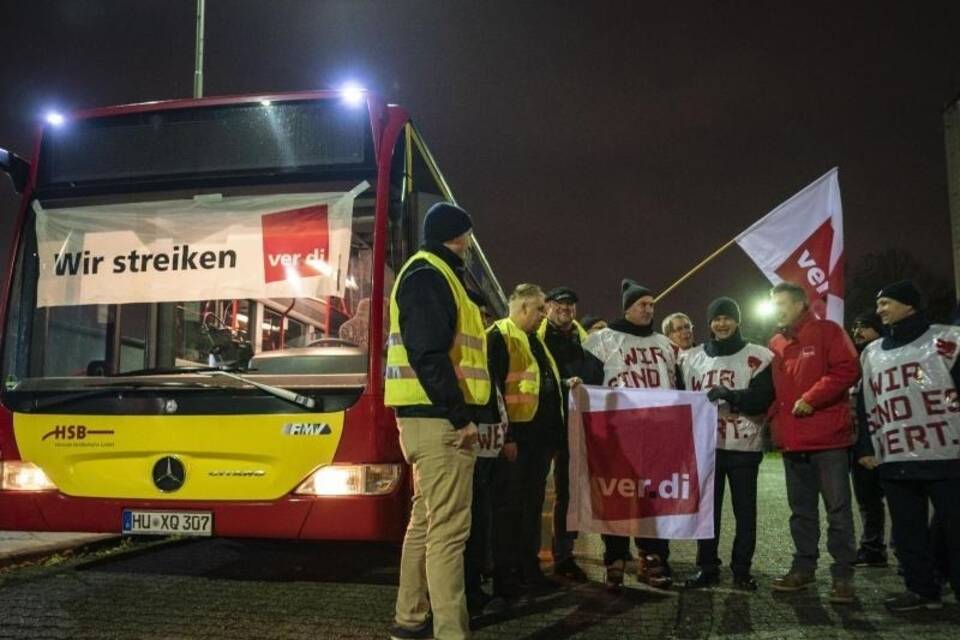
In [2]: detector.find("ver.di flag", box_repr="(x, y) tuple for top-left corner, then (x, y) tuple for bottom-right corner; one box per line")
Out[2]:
(567, 385), (717, 539)
(34, 182), (368, 308)
(736, 168), (844, 324)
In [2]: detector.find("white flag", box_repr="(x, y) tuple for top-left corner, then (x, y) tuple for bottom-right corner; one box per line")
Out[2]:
(736, 168), (844, 324)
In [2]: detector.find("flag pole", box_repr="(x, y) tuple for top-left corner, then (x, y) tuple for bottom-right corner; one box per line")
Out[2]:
(655, 237), (739, 303)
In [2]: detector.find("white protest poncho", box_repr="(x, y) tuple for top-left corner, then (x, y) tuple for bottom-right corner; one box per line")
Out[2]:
(861, 325), (960, 464)
(34, 184), (367, 308)
(583, 328), (677, 390)
(681, 343), (774, 452)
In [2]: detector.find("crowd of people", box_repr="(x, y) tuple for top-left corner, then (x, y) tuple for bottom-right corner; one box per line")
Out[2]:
(385, 202), (960, 640)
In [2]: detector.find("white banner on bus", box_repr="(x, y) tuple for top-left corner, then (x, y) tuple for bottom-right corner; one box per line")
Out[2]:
(34, 183), (368, 308)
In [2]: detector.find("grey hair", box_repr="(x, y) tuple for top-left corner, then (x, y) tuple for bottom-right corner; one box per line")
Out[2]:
(508, 283), (544, 313)
(661, 312), (692, 335)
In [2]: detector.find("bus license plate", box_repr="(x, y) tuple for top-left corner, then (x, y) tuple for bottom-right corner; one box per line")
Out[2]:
(122, 510), (213, 536)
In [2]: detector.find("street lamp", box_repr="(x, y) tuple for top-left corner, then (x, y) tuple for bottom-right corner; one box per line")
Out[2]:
(754, 299), (775, 320)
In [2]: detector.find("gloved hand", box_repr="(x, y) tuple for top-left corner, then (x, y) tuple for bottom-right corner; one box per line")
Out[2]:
(707, 385), (733, 403)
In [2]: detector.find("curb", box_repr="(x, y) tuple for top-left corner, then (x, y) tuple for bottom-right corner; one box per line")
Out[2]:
(0, 534), (121, 570)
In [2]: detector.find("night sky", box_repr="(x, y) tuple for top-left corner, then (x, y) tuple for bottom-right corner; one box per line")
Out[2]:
(2, 1), (960, 337)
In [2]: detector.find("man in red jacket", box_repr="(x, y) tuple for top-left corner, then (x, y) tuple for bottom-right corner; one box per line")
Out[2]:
(767, 282), (861, 604)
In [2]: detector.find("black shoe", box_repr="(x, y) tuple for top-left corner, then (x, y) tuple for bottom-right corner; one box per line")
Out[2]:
(884, 591), (943, 611)
(682, 569), (719, 590)
(493, 581), (524, 599)
(493, 567), (525, 599)
(732, 574), (758, 591)
(605, 559), (625, 592)
(522, 567), (559, 590)
(554, 558), (589, 583)
(467, 590), (493, 619)
(852, 548), (888, 568)
(388, 618), (434, 640)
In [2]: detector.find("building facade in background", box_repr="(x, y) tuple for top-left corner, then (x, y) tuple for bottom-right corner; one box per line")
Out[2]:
(945, 93), (960, 299)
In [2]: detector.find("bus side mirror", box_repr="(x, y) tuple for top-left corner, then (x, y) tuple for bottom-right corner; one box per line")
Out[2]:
(0, 148), (30, 194)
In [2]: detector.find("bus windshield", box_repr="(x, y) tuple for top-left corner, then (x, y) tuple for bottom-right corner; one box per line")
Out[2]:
(2, 98), (384, 395)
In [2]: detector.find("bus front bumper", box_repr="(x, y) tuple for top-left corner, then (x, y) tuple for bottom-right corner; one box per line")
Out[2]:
(0, 491), (410, 542)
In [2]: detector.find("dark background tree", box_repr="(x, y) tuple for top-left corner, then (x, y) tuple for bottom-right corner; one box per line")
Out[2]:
(846, 249), (955, 325)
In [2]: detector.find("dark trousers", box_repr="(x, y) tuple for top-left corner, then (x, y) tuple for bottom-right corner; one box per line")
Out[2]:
(515, 437), (556, 577)
(465, 457), (498, 595)
(696, 449), (762, 577)
(551, 445), (577, 563)
(782, 448), (856, 579)
(490, 453), (524, 594)
(850, 455), (887, 552)
(602, 536), (671, 568)
(882, 476), (960, 600)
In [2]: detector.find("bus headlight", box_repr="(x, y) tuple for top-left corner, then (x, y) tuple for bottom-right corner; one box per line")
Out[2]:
(1, 461), (58, 491)
(295, 464), (401, 496)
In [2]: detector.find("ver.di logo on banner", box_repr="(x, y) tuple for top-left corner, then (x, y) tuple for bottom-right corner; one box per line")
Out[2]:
(261, 204), (331, 284)
(584, 404), (700, 520)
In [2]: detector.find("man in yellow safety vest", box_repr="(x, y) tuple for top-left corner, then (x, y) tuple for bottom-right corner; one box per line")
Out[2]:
(486, 284), (572, 592)
(386, 202), (490, 640)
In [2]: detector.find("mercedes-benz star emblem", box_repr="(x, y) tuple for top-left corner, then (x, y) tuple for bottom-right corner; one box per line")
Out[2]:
(152, 456), (186, 492)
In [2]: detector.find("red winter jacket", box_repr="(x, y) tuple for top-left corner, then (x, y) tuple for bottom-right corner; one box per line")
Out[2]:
(768, 311), (861, 452)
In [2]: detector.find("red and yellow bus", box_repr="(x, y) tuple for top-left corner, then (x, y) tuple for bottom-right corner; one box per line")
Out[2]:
(0, 90), (506, 541)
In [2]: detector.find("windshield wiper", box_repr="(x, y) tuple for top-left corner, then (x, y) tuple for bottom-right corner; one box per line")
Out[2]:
(110, 365), (316, 410)
(209, 371), (316, 410)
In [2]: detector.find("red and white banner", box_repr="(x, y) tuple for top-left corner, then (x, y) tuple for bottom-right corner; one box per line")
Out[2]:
(34, 183), (367, 308)
(567, 385), (717, 539)
(736, 168), (844, 324)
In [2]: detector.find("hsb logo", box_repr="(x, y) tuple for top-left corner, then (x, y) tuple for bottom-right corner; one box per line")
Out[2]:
(41, 425), (114, 441)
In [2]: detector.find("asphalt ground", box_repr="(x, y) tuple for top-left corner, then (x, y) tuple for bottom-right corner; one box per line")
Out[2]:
(0, 454), (957, 639)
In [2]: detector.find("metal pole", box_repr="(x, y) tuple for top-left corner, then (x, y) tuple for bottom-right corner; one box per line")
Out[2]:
(193, 0), (205, 98)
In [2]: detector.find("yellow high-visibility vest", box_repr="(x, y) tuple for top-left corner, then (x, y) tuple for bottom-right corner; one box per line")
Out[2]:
(492, 317), (563, 423)
(385, 250), (490, 407)
(536, 318), (588, 344)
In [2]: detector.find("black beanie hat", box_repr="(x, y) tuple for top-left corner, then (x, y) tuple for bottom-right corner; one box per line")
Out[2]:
(707, 297), (741, 324)
(580, 314), (605, 331)
(853, 311), (883, 334)
(877, 280), (926, 311)
(621, 279), (653, 311)
(423, 202), (473, 245)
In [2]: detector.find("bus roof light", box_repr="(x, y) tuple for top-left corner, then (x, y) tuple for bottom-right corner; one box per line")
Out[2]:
(339, 84), (366, 107)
